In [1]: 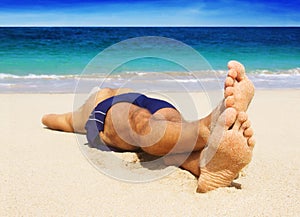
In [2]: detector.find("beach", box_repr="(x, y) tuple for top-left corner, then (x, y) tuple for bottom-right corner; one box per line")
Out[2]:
(1, 26), (300, 216)
(1, 89), (300, 216)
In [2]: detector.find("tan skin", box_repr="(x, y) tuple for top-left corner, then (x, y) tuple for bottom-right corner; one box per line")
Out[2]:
(42, 61), (255, 192)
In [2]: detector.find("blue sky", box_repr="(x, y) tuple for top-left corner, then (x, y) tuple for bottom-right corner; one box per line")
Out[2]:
(0, 0), (299, 26)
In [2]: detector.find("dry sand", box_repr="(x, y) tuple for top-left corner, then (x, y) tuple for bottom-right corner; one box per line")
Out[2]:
(1, 90), (300, 216)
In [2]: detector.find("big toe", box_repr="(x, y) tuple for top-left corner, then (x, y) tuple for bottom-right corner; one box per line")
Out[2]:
(217, 107), (237, 130)
(228, 60), (246, 82)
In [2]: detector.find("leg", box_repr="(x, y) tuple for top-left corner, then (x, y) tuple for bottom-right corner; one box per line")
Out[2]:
(99, 103), (203, 154)
(99, 61), (255, 155)
(41, 88), (133, 133)
(42, 60), (253, 134)
(163, 151), (201, 176)
(163, 109), (255, 181)
(132, 61), (255, 155)
(162, 60), (255, 175)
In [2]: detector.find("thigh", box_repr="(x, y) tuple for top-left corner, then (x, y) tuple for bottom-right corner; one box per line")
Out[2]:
(100, 102), (147, 151)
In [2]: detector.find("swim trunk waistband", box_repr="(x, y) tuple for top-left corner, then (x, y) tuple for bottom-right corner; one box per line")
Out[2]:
(85, 92), (176, 148)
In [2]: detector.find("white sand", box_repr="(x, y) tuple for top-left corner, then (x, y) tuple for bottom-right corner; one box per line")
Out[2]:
(1, 90), (300, 216)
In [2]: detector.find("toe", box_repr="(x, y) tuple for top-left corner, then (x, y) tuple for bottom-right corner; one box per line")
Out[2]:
(214, 108), (237, 132)
(244, 127), (254, 138)
(224, 86), (234, 98)
(222, 108), (237, 129)
(241, 119), (251, 131)
(232, 112), (247, 131)
(228, 69), (237, 79)
(225, 96), (234, 108)
(228, 60), (246, 82)
(225, 76), (234, 88)
(238, 112), (248, 122)
(248, 137), (256, 149)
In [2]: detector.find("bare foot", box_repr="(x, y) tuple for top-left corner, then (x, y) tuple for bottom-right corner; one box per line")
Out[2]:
(224, 60), (255, 112)
(203, 61), (254, 137)
(197, 108), (255, 193)
(42, 113), (74, 132)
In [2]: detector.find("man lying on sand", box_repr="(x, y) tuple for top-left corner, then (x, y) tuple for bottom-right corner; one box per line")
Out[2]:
(42, 60), (255, 193)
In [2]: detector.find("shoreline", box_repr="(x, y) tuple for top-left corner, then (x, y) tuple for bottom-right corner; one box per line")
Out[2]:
(1, 87), (300, 95)
(1, 73), (300, 93)
(1, 89), (300, 216)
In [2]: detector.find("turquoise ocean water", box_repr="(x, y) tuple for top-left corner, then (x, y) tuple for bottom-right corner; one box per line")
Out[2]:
(0, 27), (299, 93)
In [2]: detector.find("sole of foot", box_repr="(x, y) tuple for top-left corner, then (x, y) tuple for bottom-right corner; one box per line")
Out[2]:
(197, 108), (255, 193)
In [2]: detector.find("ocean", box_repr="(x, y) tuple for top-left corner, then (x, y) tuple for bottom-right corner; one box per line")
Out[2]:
(0, 27), (300, 93)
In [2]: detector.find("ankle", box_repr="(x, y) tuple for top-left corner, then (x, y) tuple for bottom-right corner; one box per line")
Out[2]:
(197, 118), (211, 145)
(65, 113), (75, 132)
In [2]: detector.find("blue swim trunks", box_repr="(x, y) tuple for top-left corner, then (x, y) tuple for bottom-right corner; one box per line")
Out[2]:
(85, 92), (176, 147)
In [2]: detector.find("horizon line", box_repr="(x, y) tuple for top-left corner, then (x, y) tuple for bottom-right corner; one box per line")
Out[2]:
(1, 25), (299, 27)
